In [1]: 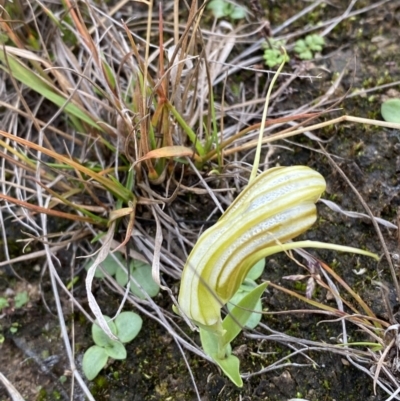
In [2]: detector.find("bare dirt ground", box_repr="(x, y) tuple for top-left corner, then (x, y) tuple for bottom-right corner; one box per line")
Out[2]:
(1, 1), (400, 400)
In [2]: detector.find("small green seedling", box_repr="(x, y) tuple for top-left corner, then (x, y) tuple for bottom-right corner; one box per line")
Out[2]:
(14, 291), (29, 308)
(9, 322), (20, 334)
(381, 99), (400, 123)
(82, 312), (142, 380)
(294, 34), (325, 60)
(0, 292), (29, 310)
(86, 252), (160, 299)
(262, 40), (290, 68)
(207, 0), (247, 20)
(83, 253), (159, 380)
(0, 297), (9, 311)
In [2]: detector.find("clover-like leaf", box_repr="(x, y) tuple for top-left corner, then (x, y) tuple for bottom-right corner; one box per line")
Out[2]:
(263, 48), (289, 68)
(115, 311), (143, 343)
(82, 345), (108, 380)
(305, 34), (325, 52)
(294, 39), (307, 53)
(207, 0), (246, 20)
(298, 49), (313, 60)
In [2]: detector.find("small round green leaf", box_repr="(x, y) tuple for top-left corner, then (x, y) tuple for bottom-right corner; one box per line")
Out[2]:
(230, 5), (247, 20)
(103, 340), (126, 360)
(92, 316), (118, 347)
(381, 99), (400, 123)
(86, 252), (125, 278)
(207, 0), (229, 18)
(115, 311), (143, 343)
(246, 259), (265, 281)
(129, 261), (160, 299)
(82, 345), (108, 380)
(115, 263), (129, 287)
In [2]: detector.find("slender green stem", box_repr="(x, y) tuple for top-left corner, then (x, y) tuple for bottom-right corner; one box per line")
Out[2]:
(250, 48), (287, 183)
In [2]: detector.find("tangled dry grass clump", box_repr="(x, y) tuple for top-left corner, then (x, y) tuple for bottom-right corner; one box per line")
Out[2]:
(1, 0), (400, 399)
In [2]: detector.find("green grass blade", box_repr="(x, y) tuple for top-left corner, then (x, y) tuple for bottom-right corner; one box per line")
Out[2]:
(0, 49), (102, 130)
(167, 101), (205, 156)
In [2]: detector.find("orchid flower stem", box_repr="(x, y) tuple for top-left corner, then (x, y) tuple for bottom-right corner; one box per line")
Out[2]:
(250, 47), (287, 182)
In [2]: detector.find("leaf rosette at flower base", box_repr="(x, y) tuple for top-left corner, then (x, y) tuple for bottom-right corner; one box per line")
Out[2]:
(177, 165), (379, 387)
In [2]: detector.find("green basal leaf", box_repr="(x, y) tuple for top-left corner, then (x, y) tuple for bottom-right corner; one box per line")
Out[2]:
(381, 99), (400, 123)
(86, 252), (125, 278)
(115, 263), (129, 286)
(212, 352), (242, 387)
(246, 259), (266, 281)
(222, 282), (268, 346)
(82, 345), (108, 380)
(115, 311), (143, 343)
(129, 260), (160, 299)
(92, 315), (118, 347)
(103, 339), (127, 360)
(227, 279), (263, 330)
(0, 50), (101, 130)
(116, 260), (159, 298)
(199, 328), (243, 387)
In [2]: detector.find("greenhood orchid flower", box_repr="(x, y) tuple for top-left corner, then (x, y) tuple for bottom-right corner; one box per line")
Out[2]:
(177, 165), (379, 387)
(178, 166), (326, 331)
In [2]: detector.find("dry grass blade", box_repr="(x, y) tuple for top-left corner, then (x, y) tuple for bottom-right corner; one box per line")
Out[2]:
(0, 129), (133, 202)
(0, 372), (25, 401)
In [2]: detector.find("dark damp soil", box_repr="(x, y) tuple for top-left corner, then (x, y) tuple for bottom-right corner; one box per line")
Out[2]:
(1, 1), (400, 400)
